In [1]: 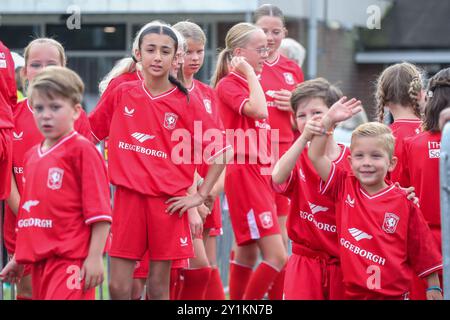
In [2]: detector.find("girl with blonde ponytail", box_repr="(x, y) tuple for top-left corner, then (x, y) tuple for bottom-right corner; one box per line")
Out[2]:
(214, 22), (287, 300)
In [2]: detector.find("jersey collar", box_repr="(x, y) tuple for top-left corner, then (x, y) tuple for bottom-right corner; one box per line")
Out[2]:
(38, 131), (78, 158)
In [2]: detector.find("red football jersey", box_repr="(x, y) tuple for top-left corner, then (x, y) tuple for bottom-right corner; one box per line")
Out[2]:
(273, 145), (350, 257)
(189, 79), (225, 178)
(104, 70), (143, 94)
(0, 41), (16, 129)
(12, 98), (94, 193)
(216, 72), (272, 167)
(15, 132), (112, 263)
(401, 131), (442, 229)
(5, 101), (97, 254)
(320, 164), (442, 298)
(389, 119), (422, 185)
(89, 80), (230, 196)
(260, 53), (304, 144)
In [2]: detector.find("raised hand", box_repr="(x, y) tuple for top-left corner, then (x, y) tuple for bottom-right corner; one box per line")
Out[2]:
(301, 114), (326, 142)
(230, 56), (254, 78)
(326, 97), (362, 125)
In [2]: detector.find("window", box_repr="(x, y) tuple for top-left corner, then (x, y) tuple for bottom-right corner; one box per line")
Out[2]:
(0, 25), (41, 50)
(46, 24), (126, 51)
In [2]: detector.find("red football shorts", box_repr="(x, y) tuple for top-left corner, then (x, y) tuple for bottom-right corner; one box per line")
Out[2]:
(109, 186), (194, 261)
(225, 164), (280, 246)
(204, 197), (222, 230)
(31, 257), (95, 300)
(284, 243), (345, 300)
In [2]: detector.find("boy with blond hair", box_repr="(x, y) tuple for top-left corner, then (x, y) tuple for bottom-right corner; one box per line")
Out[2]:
(308, 99), (442, 300)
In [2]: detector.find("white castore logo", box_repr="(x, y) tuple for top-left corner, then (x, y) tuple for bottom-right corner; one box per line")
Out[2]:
(345, 194), (355, 208)
(308, 202), (329, 215)
(13, 131), (23, 140)
(131, 132), (155, 143)
(124, 106), (135, 117)
(22, 200), (39, 213)
(349, 228), (373, 242)
(180, 237), (188, 247)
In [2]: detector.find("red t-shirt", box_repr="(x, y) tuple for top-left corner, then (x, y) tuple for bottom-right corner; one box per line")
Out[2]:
(260, 54), (304, 144)
(273, 145), (350, 257)
(0, 41), (16, 129)
(104, 70), (143, 94)
(320, 164), (442, 298)
(12, 98), (93, 193)
(401, 131), (442, 229)
(89, 80), (230, 196)
(189, 79), (225, 178)
(389, 119), (422, 185)
(216, 72), (272, 167)
(15, 132), (112, 263)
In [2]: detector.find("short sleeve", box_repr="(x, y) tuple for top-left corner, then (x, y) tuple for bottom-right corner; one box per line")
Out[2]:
(407, 204), (442, 278)
(79, 141), (112, 225)
(217, 77), (250, 116)
(319, 162), (347, 201)
(272, 168), (298, 197)
(75, 109), (94, 143)
(89, 85), (121, 142)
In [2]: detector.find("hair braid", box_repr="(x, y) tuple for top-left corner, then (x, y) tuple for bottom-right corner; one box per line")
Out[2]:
(408, 76), (422, 118)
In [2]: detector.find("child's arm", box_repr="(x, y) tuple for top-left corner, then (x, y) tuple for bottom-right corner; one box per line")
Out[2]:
(425, 272), (443, 300)
(231, 56), (268, 119)
(204, 168), (225, 211)
(0, 255), (24, 284)
(188, 208), (203, 239)
(272, 115), (324, 184)
(308, 97), (362, 182)
(81, 221), (110, 292)
(167, 147), (233, 215)
(6, 176), (20, 215)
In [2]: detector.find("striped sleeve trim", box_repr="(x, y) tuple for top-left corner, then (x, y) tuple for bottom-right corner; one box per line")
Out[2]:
(319, 163), (336, 195)
(272, 171), (294, 194)
(238, 98), (250, 115)
(85, 215), (112, 225)
(417, 264), (443, 278)
(91, 131), (102, 143)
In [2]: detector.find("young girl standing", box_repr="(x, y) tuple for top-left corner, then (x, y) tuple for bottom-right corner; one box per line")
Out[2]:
(400, 68), (450, 299)
(212, 22), (287, 300)
(89, 24), (230, 300)
(173, 20), (226, 300)
(375, 62), (424, 186)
